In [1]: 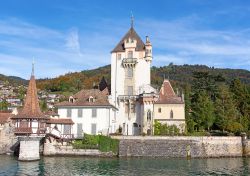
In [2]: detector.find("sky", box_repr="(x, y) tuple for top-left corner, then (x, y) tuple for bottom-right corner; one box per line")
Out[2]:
(0, 0), (250, 79)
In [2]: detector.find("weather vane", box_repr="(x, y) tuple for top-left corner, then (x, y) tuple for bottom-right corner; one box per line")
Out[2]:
(131, 11), (134, 28)
(32, 57), (35, 76)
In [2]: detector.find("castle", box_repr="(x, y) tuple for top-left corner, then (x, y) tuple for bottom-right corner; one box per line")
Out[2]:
(109, 20), (185, 135)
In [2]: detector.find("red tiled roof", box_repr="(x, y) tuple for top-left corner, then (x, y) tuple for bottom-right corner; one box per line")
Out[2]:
(47, 118), (74, 124)
(12, 75), (46, 119)
(45, 111), (58, 116)
(155, 79), (184, 104)
(0, 112), (12, 124)
(56, 89), (114, 107)
(112, 27), (145, 52)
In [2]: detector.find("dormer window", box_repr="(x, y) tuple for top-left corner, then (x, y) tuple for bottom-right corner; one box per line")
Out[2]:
(69, 96), (74, 103)
(89, 96), (95, 102)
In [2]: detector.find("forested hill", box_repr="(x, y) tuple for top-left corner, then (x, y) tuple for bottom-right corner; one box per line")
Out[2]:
(0, 74), (28, 85)
(36, 64), (250, 93)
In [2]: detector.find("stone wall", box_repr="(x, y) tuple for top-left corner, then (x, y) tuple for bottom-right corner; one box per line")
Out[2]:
(18, 137), (41, 161)
(43, 138), (113, 157)
(112, 136), (244, 158)
(0, 123), (17, 154)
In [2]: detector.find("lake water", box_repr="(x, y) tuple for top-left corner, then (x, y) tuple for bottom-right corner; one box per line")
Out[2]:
(0, 155), (249, 176)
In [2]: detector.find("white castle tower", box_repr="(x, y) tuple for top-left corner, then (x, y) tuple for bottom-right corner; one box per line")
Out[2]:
(110, 17), (155, 135)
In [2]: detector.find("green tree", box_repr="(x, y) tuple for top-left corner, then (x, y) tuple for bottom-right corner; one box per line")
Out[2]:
(192, 91), (215, 131)
(215, 85), (241, 132)
(230, 79), (250, 119)
(18, 85), (26, 102)
(0, 99), (9, 110)
(40, 99), (48, 112)
(184, 85), (196, 133)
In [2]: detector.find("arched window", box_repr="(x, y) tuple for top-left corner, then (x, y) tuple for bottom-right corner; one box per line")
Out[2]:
(147, 110), (151, 121)
(170, 110), (174, 119)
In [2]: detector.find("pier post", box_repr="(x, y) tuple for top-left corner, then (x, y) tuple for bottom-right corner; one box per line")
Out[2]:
(18, 137), (43, 161)
(241, 133), (247, 157)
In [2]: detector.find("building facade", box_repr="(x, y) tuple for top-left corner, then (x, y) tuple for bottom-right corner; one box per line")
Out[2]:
(56, 88), (117, 138)
(110, 22), (185, 135)
(154, 80), (185, 132)
(110, 22), (158, 135)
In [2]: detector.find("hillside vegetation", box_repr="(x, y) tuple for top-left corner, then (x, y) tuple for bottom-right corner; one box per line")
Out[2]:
(0, 74), (28, 85)
(36, 64), (250, 92)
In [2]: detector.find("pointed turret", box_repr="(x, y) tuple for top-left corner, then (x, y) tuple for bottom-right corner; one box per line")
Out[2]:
(17, 75), (45, 119)
(12, 63), (47, 135)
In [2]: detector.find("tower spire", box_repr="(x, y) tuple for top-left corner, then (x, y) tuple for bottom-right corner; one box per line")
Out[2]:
(130, 11), (134, 28)
(32, 58), (35, 76)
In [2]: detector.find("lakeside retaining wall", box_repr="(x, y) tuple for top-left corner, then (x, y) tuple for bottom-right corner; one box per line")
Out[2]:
(43, 138), (113, 157)
(112, 136), (250, 158)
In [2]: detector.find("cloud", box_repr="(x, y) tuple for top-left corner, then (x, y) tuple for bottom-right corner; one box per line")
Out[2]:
(0, 15), (249, 79)
(135, 17), (250, 69)
(65, 28), (83, 56)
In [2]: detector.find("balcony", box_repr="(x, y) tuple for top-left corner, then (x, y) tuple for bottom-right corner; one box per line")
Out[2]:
(122, 58), (137, 67)
(118, 95), (138, 101)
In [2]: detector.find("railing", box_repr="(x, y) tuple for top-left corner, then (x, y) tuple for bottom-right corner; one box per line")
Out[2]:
(118, 95), (138, 101)
(46, 127), (74, 139)
(122, 58), (138, 64)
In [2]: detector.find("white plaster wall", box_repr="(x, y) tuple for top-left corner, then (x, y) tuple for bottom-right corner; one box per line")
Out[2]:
(111, 52), (125, 105)
(135, 59), (151, 94)
(58, 107), (115, 136)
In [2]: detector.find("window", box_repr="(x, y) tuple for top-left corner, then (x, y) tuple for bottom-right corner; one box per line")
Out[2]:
(91, 123), (97, 134)
(127, 67), (133, 78)
(69, 97), (74, 103)
(77, 123), (83, 138)
(92, 108), (97, 118)
(170, 110), (174, 119)
(128, 86), (133, 95)
(131, 104), (135, 113)
(64, 125), (71, 134)
(89, 96), (94, 102)
(158, 108), (161, 113)
(147, 110), (151, 121)
(78, 109), (83, 118)
(67, 108), (71, 118)
(117, 54), (121, 60)
(146, 49), (149, 56)
(128, 51), (133, 58)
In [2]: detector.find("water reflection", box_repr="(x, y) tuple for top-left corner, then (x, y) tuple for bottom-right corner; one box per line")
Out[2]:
(0, 155), (249, 176)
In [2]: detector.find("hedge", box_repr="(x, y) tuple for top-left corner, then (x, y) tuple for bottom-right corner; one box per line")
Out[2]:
(99, 135), (119, 154)
(72, 134), (119, 154)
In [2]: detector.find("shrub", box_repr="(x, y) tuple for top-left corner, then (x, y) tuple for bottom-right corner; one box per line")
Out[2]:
(154, 120), (180, 136)
(72, 134), (99, 149)
(226, 122), (244, 134)
(99, 135), (119, 154)
(72, 139), (99, 149)
(72, 134), (119, 154)
(83, 133), (99, 146)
